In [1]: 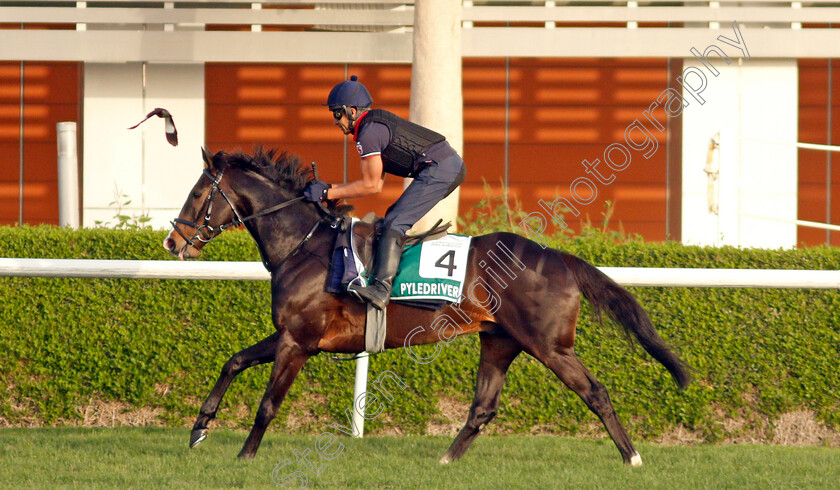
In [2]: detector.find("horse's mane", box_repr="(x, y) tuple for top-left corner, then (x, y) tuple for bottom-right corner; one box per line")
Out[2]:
(221, 147), (351, 215)
(222, 147), (310, 194)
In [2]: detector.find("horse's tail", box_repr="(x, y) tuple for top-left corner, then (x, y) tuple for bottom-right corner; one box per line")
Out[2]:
(562, 253), (691, 389)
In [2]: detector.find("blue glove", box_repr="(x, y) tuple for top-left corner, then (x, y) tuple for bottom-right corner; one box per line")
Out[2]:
(304, 180), (331, 202)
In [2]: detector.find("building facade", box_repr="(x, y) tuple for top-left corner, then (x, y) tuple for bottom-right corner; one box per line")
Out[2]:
(1, 2), (838, 247)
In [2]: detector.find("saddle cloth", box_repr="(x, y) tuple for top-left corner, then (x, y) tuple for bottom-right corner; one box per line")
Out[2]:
(327, 218), (472, 305)
(391, 233), (472, 302)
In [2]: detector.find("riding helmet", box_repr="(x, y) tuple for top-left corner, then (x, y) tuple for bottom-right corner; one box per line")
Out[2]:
(326, 75), (373, 109)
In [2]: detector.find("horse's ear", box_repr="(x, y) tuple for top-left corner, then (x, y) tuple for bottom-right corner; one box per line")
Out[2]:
(201, 147), (214, 168)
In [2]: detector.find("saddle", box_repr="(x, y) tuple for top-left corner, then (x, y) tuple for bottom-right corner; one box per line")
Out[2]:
(352, 213), (451, 272)
(326, 213), (452, 310)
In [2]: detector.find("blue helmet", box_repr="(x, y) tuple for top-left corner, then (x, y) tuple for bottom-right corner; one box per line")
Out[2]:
(326, 75), (373, 109)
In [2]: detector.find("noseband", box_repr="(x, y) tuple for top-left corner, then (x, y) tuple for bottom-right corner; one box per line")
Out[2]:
(171, 167), (305, 249)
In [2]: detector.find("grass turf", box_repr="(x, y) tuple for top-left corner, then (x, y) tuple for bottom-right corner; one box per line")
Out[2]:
(0, 428), (837, 489)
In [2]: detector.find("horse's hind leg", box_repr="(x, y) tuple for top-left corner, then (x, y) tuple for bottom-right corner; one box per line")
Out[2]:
(440, 331), (522, 464)
(190, 331), (280, 448)
(542, 347), (642, 466)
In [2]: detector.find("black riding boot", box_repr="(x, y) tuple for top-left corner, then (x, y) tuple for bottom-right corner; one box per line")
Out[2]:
(351, 228), (404, 310)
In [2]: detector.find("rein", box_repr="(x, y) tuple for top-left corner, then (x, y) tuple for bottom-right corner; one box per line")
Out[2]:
(171, 167), (330, 270)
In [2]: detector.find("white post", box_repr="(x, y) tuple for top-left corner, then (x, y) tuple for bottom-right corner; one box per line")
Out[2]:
(76, 2), (86, 31)
(351, 352), (370, 437)
(57, 122), (80, 229)
(408, 0), (463, 233)
(792, 2), (802, 30)
(709, 1), (720, 29)
(164, 2), (174, 32)
(681, 60), (798, 248)
(545, 1), (556, 29)
(251, 3), (263, 32)
(627, 1), (638, 29)
(463, 1), (473, 29)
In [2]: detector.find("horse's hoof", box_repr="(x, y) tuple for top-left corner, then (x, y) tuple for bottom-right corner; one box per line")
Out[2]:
(190, 428), (208, 448)
(439, 454), (452, 465)
(629, 453), (643, 467)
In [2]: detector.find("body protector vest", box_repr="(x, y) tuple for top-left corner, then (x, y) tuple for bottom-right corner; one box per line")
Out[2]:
(359, 109), (446, 177)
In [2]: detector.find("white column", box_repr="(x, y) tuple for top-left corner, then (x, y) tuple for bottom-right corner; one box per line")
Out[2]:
(76, 2), (86, 31)
(545, 1), (556, 29)
(251, 3), (263, 32)
(792, 2), (802, 30)
(83, 63), (205, 229)
(627, 1), (638, 29)
(164, 2), (174, 32)
(141, 64), (205, 226)
(681, 60), (798, 248)
(408, 0), (463, 233)
(83, 63), (144, 228)
(57, 122), (80, 229)
(709, 2), (720, 30)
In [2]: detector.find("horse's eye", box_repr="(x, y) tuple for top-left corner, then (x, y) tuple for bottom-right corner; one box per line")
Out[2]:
(193, 191), (202, 199)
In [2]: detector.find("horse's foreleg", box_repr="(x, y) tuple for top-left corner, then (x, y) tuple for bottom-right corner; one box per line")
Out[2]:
(440, 331), (521, 464)
(542, 348), (642, 466)
(190, 331), (280, 448)
(238, 339), (310, 460)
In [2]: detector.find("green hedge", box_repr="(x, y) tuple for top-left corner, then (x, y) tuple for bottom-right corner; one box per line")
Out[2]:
(0, 225), (838, 443)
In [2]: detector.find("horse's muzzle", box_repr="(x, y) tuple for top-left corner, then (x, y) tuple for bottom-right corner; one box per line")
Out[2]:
(163, 236), (177, 253)
(163, 233), (200, 260)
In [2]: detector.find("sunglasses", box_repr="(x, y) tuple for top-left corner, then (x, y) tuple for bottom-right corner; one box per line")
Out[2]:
(332, 108), (345, 120)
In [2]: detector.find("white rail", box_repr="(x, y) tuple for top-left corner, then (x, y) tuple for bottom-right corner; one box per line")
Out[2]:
(8, 3), (840, 26)
(741, 137), (840, 154)
(599, 267), (840, 289)
(2, 1), (840, 61)
(0, 258), (270, 281)
(1, 258), (838, 289)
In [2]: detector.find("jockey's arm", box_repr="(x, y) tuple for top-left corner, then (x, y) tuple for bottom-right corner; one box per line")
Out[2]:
(326, 154), (385, 200)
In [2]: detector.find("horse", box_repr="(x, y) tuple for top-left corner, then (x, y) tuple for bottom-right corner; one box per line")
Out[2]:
(163, 147), (691, 466)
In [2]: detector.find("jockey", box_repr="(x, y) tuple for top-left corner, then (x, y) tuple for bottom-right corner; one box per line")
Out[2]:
(303, 75), (466, 310)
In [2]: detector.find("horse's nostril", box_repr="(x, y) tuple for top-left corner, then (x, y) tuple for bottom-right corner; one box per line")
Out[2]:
(163, 237), (176, 251)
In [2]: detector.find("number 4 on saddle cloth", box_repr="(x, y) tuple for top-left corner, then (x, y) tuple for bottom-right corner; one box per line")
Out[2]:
(326, 218), (472, 310)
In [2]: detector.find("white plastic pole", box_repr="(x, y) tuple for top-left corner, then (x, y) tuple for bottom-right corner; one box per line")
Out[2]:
(56, 121), (80, 229)
(351, 351), (370, 438)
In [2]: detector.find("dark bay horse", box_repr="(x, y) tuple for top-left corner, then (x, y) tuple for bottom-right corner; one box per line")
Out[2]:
(163, 148), (690, 466)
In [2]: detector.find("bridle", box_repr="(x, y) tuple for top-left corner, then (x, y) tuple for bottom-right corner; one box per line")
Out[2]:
(172, 166), (305, 246)
(171, 167), (325, 269)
